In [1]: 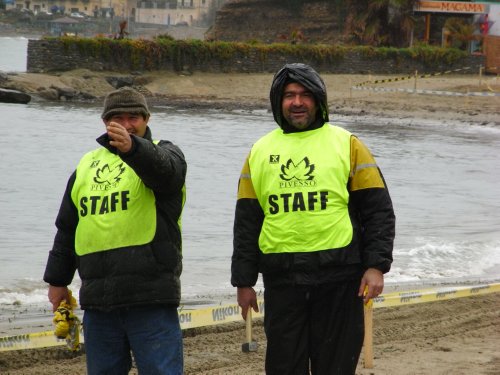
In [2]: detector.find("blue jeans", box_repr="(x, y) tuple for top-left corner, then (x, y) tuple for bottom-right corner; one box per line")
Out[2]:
(83, 305), (183, 375)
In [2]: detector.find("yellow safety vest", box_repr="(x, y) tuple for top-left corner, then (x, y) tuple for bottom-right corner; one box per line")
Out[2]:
(71, 147), (156, 256)
(249, 124), (353, 254)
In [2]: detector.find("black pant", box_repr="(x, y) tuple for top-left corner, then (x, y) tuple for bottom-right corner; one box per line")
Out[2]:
(264, 279), (364, 375)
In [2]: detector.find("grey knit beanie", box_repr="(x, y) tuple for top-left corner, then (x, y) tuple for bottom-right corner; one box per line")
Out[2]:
(101, 87), (150, 120)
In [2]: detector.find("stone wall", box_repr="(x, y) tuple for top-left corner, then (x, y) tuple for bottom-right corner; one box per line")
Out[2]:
(27, 39), (485, 75)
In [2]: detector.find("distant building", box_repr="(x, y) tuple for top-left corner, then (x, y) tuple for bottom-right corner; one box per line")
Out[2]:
(12, 0), (222, 26)
(3, 0), (16, 10)
(132, 0), (210, 26)
(14, 0), (99, 16)
(49, 16), (82, 36)
(485, 2), (499, 36)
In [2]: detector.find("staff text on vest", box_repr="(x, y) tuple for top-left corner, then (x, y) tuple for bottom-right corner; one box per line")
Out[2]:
(268, 191), (328, 214)
(79, 190), (130, 216)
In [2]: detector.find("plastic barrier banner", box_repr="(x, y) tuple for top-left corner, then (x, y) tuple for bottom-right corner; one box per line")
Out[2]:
(1, 283), (498, 352)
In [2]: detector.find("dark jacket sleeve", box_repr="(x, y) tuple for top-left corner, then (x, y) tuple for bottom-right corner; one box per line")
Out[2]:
(231, 198), (263, 287)
(231, 155), (263, 287)
(349, 136), (395, 273)
(43, 172), (78, 286)
(119, 135), (187, 195)
(350, 183), (395, 273)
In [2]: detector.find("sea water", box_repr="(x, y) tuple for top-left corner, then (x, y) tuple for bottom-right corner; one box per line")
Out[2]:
(0, 37), (499, 310)
(1, 100), (499, 309)
(0, 36), (29, 72)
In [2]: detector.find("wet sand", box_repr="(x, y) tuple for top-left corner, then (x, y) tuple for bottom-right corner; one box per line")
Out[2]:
(1, 292), (499, 374)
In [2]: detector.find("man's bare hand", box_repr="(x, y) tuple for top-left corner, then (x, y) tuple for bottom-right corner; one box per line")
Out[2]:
(237, 287), (259, 320)
(107, 121), (132, 153)
(48, 285), (70, 312)
(358, 268), (384, 304)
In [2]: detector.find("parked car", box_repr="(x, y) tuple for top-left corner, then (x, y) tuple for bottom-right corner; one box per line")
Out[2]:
(36, 10), (53, 19)
(70, 12), (85, 18)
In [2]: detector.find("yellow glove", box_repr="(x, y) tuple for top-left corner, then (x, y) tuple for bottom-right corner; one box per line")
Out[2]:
(53, 289), (81, 351)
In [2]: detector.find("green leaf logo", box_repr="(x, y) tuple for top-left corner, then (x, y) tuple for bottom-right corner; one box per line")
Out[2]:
(93, 163), (125, 185)
(280, 157), (315, 181)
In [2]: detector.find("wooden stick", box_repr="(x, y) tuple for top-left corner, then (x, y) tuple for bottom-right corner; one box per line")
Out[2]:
(246, 308), (252, 343)
(363, 300), (374, 369)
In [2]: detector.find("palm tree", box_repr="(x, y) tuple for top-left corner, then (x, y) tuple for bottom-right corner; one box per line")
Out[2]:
(345, 0), (417, 47)
(443, 17), (480, 50)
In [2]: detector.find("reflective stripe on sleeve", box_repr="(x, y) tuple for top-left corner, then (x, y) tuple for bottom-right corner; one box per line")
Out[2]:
(350, 137), (385, 191)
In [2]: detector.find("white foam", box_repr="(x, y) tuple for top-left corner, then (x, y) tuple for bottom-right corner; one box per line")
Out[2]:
(388, 238), (500, 284)
(0, 280), (81, 306)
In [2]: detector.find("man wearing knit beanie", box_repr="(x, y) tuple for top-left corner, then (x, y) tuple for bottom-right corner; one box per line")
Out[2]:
(101, 86), (150, 121)
(44, 86), (187, 374)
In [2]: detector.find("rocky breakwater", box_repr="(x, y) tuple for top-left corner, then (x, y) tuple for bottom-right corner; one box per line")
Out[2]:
(0, 69), (153, 104)
(0, 88), (31, 104)
(0, 73), (31, 103)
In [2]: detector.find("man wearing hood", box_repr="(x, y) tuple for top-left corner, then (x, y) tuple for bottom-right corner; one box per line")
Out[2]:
(231, 63), (395, 374)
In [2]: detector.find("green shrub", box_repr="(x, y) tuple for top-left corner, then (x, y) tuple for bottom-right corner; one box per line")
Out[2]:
(42, 36), (473, 72)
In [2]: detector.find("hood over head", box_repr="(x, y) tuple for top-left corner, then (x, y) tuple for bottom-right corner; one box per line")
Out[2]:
(270, 63), (329, 129)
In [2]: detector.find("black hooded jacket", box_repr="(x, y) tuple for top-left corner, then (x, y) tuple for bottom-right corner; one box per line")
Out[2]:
(231, 63), (395, 288)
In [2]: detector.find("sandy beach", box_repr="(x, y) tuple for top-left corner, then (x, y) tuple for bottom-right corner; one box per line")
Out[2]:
(0, 291), (499, 374)
(0, 69), (499, 374)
